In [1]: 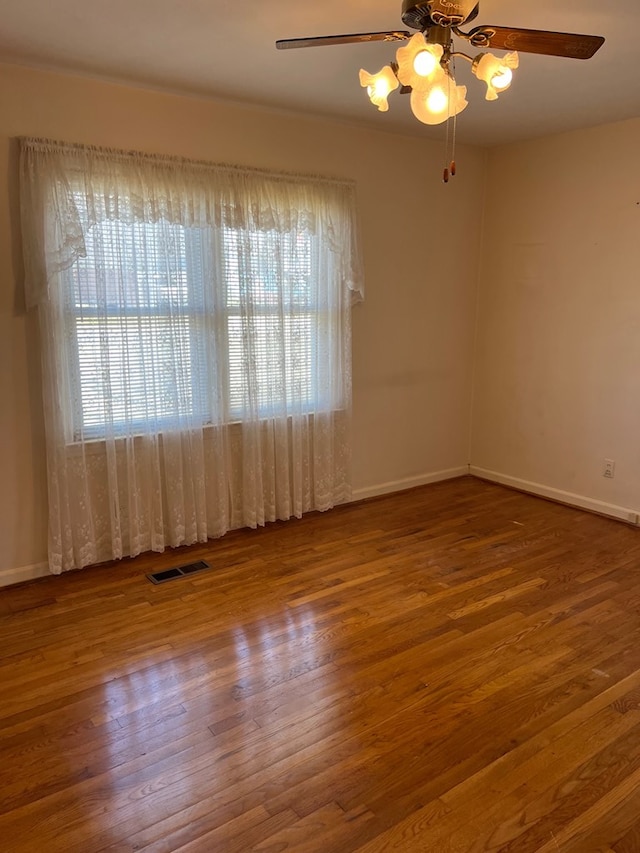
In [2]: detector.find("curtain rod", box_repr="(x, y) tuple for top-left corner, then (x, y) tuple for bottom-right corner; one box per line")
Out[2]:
(19, 136), (357, 191)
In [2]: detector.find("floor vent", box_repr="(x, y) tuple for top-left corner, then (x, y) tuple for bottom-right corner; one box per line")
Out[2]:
(147, 560), (210, 584)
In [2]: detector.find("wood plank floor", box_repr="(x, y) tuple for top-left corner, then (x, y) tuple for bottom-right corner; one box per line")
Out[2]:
(2, 476), (640, 852)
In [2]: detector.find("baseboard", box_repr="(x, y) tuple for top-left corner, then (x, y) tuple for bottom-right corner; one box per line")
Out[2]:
(0, 469), (465, 588)
(469, 466), (640, 525)
(351, 467), (469, 503)
(0, 561), (50, 588)
(12, 465), (628, 587)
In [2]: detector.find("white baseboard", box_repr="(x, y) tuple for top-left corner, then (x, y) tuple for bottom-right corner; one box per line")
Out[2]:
(469, 466), (640, 525)
(12, 465), (631, 588)
(0, 561), (50, 589)
(352, 466), (469, 503)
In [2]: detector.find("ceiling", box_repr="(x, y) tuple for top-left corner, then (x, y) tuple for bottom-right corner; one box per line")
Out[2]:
(1, 0), (639, 146)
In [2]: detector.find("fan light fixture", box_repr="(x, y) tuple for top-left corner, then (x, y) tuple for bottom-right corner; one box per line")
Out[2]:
(276, 0), (605, 181)
(472, 50), (519, 100)
(360, 32), (516, 126)
(358, 66), (399, 111)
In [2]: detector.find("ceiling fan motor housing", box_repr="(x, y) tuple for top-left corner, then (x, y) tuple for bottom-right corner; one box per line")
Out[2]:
(401, 1), (432, 30)
(401, 0), (479, 29)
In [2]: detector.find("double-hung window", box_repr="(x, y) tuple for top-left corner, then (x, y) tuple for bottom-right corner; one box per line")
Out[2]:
(61, 202), (335, 440)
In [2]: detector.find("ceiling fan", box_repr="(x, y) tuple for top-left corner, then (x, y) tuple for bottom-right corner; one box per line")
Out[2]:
(276, 1), (605, 177)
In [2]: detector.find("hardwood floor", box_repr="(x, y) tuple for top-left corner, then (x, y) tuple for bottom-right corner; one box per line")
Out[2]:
(2, 476), (640, 852)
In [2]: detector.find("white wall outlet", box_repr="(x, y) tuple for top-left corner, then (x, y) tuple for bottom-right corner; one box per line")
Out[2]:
(603, 458), (615, 479)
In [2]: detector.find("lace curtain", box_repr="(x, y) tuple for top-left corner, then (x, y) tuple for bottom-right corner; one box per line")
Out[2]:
(20, 138), (363, 574)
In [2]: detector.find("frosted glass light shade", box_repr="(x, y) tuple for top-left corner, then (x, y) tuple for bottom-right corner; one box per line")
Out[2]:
(359, 66), (399, 111)
(473, 51), (519, 101)
(396, 33), (443, 88)
(410, 70), (468, 125)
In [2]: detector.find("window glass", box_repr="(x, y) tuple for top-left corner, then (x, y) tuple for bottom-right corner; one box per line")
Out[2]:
(63, 212), (329, 439)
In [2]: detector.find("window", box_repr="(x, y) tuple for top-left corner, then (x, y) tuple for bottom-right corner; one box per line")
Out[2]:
(63, 204), (334, 439)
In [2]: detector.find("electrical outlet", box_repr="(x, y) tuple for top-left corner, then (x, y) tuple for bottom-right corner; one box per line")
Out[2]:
(603, 459), (615, 479)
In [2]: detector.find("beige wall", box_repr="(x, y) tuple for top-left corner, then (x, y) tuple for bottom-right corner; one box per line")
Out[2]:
(471, 117), (640, 520)
(0, 62), (486, 577)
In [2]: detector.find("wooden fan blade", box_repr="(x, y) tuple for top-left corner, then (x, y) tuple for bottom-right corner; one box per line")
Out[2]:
(468, 26), (605, 59)
(276, 31), (411, 50)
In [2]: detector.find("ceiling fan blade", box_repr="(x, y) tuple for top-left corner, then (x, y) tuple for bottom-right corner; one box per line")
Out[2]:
(276, 31), (411, 50)
(468, 26), (605, 59)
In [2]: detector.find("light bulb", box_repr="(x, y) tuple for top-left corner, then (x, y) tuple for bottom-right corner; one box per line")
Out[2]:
(413, 49), (438, 78)
(359, 66), (399, 112)
(426, 86), (448, 114)
(491, 67), (513, 91)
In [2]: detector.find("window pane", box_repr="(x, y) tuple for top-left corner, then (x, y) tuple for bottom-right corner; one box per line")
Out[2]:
(75, 315), (199, 431)
(227, 313), (313, 415)
(224, 229), (313, 308)
(71, 217), (191, 312)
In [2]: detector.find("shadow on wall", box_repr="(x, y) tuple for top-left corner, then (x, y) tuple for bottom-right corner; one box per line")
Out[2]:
(7, 136), (48, 564)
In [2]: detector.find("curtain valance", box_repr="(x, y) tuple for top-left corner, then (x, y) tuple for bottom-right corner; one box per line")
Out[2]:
(20, 137), (363, 309)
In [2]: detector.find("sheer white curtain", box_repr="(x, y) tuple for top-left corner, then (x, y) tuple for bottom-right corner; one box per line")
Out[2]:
(20, 138), (363, 574)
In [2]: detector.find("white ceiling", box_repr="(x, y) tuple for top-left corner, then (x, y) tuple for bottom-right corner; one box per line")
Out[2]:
(1, 0), (639, 146)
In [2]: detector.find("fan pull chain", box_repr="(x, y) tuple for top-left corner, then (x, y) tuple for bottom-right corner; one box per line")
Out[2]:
(450, 108), (458, 177)
(443, 124), (457, 182)
(442, 63), (457, 184)
(443, 97), (451, 183)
